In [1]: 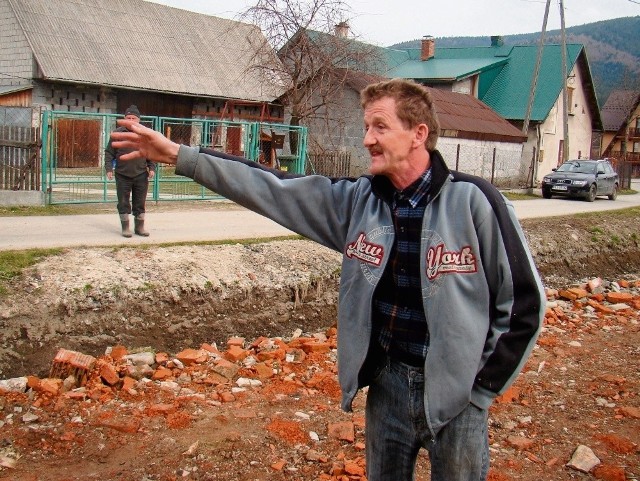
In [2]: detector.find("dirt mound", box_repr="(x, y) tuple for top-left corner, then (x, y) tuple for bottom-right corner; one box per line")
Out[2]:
(2, 212), (640, 380)
(0, 210), (639, 481)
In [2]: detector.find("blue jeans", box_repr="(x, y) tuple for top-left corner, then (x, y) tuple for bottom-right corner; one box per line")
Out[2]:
(365, 357), (489, 481)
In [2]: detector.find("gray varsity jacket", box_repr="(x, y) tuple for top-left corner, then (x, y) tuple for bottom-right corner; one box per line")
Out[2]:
(176, 145), (545, 435)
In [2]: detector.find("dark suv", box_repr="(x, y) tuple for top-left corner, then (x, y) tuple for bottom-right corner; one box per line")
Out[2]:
(541, 159), (618, 202)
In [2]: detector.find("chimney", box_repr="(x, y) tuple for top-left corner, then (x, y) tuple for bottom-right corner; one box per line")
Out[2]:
(421, 36), (435, 61)
(334, 21), (349, 38)
(491, 35), (504, 47)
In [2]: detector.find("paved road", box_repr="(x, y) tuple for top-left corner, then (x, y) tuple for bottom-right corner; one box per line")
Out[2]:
(1, 180), (639, 251)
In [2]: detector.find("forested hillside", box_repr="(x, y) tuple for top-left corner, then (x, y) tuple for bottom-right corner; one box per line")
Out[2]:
(391, 16), (640, 106)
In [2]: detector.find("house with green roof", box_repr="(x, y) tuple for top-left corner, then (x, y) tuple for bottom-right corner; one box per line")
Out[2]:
(284, 30), (529, 186)
(384, 36), (603, 184)
(291, 29), (602, 185)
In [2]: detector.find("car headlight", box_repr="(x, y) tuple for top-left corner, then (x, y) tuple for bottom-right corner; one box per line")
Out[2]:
(543, 177), (551, 183)
(571, 180), (587, 186)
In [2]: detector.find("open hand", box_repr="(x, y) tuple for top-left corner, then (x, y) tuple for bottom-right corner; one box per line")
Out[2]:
(111, 120), (180, 165)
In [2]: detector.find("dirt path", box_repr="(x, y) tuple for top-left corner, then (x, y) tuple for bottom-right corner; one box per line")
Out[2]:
(0, 209), (639, 480)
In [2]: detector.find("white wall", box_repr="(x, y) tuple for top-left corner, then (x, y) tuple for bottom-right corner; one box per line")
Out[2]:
(530, 64), (595, 183)
(438, 137), (527, 187)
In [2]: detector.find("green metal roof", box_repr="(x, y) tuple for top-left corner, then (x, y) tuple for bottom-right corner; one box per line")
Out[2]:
(427, 45), (513, 60)
(388, 57), (508, 82)
(481, 44), (583, 122)
(297, 30), (600, 128)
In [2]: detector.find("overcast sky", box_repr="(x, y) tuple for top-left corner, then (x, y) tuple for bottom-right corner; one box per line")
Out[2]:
(149, 0), (639, 46)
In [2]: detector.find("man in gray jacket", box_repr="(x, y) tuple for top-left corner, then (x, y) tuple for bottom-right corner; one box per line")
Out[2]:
(111, 78), (545, 481)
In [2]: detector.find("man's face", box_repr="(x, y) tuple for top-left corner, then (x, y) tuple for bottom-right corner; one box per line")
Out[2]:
(125, 114), (140, 123)
(363, 97), (417, 178)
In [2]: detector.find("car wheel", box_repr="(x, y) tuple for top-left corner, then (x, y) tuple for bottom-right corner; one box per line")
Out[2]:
(586, 184), (597, 202)
(542, 189), (552, 199)
(608, 184), (618, 200)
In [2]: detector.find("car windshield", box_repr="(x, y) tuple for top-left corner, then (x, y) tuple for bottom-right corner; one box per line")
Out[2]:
(556, 162), (596, 174)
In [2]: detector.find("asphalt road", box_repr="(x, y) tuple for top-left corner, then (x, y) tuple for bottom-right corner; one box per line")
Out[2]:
(1, 181), (639, 251)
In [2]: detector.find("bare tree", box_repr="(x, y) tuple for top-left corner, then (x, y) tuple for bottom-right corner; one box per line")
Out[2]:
(239, 0), (386, 153)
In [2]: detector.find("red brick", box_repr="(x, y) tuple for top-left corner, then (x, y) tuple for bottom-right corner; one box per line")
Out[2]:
(109, 345), (128, 360)
(38, 378), (63, 396)
(302, 341), (331, 354)
(200, 343), (221, 355)
(152, 366), (173, 380)
(155, 351), (169, 364)
(605, 292), (633, 304)
(506, 435), (535, 450)
(256, 348), (286, 361)
(328, 422), (355, 442)
(213, 358), (240, 379)
(227, 337), (245, 348)
(253, 362), (274, 379)
(26, 375), (40, 389)
(587, 299), (615, 314)
(225, 345), (249, 362)
(121, 376), (137, 392)
(176, 348), (207, 366)
(593, 464), (626, 481)
(147, 403), (176, 416)
(99, 362), (120, 386)
(345, 461), (365, 476)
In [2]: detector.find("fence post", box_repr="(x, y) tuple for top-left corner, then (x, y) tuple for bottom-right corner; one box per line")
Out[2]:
(491, 148), (496, 185)
(41, 110), (50, 202)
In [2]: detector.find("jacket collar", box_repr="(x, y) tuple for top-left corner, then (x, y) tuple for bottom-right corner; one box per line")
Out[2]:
(370, 149), (451, 204)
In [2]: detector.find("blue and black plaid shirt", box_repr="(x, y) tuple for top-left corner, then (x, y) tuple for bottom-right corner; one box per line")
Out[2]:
(372, 168), (432, 366)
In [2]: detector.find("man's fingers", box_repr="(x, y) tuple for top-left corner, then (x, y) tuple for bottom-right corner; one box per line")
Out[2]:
(118, 151), (143, 161)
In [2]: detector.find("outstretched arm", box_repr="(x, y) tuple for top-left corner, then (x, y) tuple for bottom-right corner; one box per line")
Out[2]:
(110, 120), (179, 165)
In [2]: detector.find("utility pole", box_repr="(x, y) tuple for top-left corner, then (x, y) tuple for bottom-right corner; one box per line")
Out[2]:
(559, 0), (569, 162)
(522, 0), (551, 136)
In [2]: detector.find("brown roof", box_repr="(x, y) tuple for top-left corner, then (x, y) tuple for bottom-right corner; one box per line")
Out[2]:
(428, 87), (527, 143)
(601, 90), (640, 132)
(343, 73), (525, 143)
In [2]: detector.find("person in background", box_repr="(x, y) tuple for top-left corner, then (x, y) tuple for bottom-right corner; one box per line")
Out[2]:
(105, 105), (156, 237)
(110, 78), (545, 481)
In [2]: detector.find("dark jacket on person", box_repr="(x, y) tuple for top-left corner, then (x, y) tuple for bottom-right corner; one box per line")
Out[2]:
(105, 126), (156, 178)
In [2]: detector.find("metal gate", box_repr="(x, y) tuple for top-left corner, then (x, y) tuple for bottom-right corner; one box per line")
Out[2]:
(41, 111), (307, 205)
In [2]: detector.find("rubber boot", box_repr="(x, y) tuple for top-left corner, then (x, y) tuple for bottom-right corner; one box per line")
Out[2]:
(134, 214), (149, 236)
(119, 214), (132, 238)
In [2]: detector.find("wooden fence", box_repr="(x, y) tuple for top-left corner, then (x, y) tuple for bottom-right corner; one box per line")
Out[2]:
(0, 125), (41, 191)
(306, 151), (351, 177)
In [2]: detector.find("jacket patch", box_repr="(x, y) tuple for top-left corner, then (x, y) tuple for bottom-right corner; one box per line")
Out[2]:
(346, 233), (384, 266)
(426, 244), (477, 280)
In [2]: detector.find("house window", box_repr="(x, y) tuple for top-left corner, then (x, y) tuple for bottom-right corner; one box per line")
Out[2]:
(567, 87), (575, 115)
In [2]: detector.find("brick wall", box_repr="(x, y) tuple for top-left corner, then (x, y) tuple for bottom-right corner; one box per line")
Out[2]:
(32, 81), (117, 114)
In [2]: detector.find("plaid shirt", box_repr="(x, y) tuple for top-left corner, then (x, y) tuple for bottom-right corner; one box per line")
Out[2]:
(372, 168), (432, 366)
